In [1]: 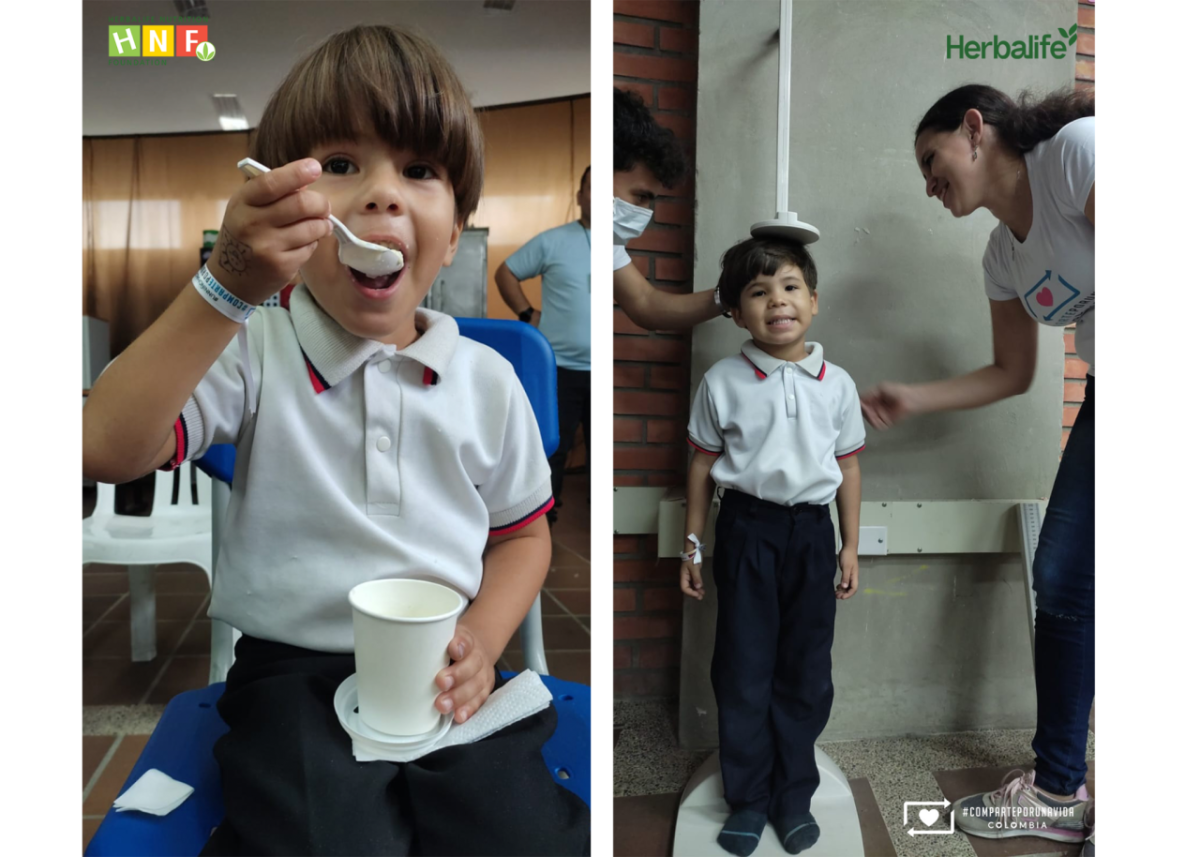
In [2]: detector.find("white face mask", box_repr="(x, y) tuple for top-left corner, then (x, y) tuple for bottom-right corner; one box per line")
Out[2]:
(613, 196), (653, 245)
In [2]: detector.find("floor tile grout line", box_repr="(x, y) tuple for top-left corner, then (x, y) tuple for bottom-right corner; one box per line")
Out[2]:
(83, 592), (130, 639)
(136, 593), (210, 706)
(552, 538), (590, 566)
(543, 590), (591, 637)
(82, 735), (123, 805)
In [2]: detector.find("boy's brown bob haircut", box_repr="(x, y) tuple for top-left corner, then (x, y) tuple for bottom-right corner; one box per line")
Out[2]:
(251, 25), (485, 223)
(717, 237), (818, 311)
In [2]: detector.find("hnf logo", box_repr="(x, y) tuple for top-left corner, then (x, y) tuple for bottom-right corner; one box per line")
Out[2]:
(108, 25), (213, 60)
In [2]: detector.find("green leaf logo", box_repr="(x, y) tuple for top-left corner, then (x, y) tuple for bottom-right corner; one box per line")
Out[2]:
(1058, 27), (1068, 38)
(1068, 23), (1077, 45)
(197, 41), (215, 61)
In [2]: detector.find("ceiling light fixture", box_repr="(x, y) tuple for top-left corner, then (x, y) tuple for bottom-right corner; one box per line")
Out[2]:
(212, 94), (249, 131)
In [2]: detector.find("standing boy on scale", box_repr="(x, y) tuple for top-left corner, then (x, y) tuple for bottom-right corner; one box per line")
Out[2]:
(681, 237), (865, 856)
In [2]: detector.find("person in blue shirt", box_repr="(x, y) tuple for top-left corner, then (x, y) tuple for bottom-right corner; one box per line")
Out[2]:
(497, 167), (591, 524)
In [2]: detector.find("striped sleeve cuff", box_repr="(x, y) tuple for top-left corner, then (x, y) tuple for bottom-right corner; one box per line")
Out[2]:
(488, 477), (554, 535)
(835, 443), (865, 460)
(688, 437), (722, 456)
(158, 398), (204, 471)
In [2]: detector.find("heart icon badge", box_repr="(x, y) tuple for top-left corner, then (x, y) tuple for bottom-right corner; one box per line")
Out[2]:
(1036, 287), (1054, 307)
(919, 808), (940, 826)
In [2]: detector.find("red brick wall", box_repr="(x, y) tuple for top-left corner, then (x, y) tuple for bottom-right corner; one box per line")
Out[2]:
(613, 0), (699, 698)
(1063, 1), (1095, 450)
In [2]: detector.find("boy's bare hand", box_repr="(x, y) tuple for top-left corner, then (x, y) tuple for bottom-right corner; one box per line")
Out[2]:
(680, 558), (705, 600)
(836, 547), (859, 599)
(435, 624), (497, 724)
(209, 158), (333, 305)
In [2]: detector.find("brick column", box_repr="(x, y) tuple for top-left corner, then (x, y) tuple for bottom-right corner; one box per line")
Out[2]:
(613, 0), (699, 698)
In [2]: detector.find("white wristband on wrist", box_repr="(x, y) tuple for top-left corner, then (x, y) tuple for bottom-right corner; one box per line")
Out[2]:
(192, 264), (256, 323)
(679, 533), (706, 565)
(191, 264), (259, 415)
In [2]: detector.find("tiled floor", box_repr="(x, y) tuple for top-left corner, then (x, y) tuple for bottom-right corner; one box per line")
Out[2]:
(81, 472), (590, 853)
(614, 700), (1096, 857)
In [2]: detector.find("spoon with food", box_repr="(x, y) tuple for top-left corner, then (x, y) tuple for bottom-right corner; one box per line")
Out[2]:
(236, 158), (405, 277)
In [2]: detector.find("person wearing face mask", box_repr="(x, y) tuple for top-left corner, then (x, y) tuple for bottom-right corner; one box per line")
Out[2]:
(614, 87), (727, 330)
(860, 84), (1094, 854)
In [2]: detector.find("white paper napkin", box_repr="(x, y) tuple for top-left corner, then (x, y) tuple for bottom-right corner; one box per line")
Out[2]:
(351, 669), (553, 763)
(113, 768), (194, 816)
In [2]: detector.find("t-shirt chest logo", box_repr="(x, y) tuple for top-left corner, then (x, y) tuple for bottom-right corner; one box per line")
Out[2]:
(1023, 270), (1087, 326)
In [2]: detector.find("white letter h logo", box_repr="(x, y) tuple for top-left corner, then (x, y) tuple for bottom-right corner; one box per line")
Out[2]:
(112, 27), (137, 55)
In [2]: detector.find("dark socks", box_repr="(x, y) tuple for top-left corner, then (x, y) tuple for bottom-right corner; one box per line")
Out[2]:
(774, 812), (820, 854)
(718, 809), (768, 856)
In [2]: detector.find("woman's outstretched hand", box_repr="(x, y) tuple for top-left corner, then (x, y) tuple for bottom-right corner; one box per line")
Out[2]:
(860, 382), (921, 430)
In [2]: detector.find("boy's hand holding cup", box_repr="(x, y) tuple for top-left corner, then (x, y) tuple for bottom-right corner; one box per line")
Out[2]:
(208, 158), (333, 305)
(436, 624), (497, 724)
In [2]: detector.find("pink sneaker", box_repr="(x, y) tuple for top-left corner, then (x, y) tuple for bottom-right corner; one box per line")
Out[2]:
(951, 769), (1089, 842)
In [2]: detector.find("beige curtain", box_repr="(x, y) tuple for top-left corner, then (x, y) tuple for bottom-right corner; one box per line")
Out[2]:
(83, 132), (252, 354)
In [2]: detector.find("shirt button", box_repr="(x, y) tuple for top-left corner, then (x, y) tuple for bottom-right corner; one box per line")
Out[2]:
(378, 361), (392, 373)
(376, 436), (392, 452)
(788, 395), (795, 400)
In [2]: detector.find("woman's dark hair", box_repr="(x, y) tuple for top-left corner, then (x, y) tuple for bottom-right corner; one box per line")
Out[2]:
(614, 87), (687, 188)
(717, 238), (818, 311)
(915, 84), (1094, 155)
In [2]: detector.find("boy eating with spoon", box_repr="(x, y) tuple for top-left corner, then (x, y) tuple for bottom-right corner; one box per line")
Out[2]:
(83, 25), (588, 856)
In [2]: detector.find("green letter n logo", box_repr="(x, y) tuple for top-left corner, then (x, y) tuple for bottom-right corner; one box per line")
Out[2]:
(108, 25), (141, 57)
(1057, 23), (1078, 45)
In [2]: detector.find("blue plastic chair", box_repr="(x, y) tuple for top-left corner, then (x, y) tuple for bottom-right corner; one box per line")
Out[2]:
(86, 320), (587, 857)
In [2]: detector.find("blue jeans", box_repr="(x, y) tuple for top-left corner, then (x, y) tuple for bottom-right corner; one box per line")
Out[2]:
(1031, 374), (1094, 795)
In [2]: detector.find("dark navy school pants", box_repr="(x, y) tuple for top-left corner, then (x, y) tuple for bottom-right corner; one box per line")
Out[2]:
(201, 636), (590, 856)
(710, 489), (838, 821)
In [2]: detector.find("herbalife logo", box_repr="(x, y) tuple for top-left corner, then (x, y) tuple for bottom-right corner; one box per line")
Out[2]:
(947, 24), (1077, 60)
(197, 41), (215, 61)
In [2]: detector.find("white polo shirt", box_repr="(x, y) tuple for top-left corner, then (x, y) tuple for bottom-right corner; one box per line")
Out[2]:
(162, 284), (553, 653)
(687, 341), (866, 507)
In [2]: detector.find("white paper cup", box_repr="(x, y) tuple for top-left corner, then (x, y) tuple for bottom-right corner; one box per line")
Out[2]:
(349, 579), (467, 736)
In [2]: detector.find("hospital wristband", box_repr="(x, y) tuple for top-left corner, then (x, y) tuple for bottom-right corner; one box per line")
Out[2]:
(192, 265), (256, 323)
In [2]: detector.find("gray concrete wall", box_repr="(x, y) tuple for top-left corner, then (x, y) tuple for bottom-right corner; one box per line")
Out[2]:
(681, 0), (1076, 746)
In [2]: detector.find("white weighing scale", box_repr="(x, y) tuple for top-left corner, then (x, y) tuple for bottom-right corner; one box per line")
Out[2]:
(674, 1), (864, 853)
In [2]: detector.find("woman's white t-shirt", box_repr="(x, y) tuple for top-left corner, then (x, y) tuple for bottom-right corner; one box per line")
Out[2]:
(982, 116), (1095, 374)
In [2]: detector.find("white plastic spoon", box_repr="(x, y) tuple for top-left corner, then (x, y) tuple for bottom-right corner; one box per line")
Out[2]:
(236, 157), (405, 277)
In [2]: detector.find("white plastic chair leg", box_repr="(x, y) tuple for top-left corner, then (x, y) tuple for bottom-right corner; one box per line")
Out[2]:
(208, 474), (239, 684)
(209, 619), (238, 685)
(128, 565), (157, 662)
(519, 593), (549, 676)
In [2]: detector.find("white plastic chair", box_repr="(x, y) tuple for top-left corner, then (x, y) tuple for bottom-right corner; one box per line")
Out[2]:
(82, 465), (213, 662)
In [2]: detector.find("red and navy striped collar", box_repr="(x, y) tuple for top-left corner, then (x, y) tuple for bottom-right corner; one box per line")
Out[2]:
(740, 341), (826, 381)
(282, 283), (456, 394)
